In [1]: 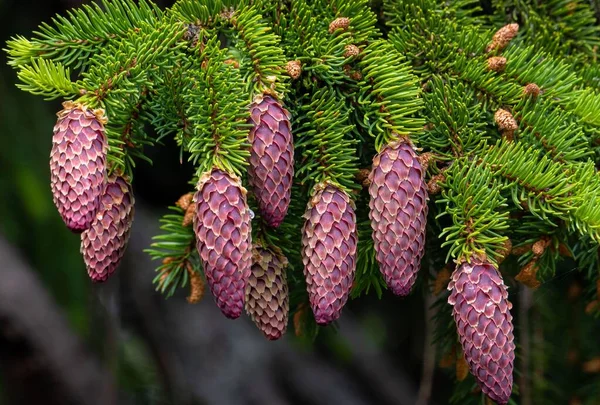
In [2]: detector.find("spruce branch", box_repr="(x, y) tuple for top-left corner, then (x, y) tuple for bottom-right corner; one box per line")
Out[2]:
(145, 205), (201, 298)
(15, 58), (80, 100)
(5, 0), (162, 69)
(358, 40), (424, 151)
(184, 34), (250, 177)
(437, 159), (510, 264)
(294, 85), (359, 193)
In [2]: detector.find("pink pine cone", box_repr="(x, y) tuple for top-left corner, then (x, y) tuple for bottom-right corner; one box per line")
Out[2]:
(50, 102), (107, 232)
(245, 245), (289, 340)
(301, 183), (357, 325)
(248, 95), (294, 228)
(368, 141), (428, 296)
(448, 259), (515, 405)
(80, 175), (134, 282)
(194, 169), (252, 319)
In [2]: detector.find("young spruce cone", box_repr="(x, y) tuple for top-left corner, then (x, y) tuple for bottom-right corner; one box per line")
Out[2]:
(245, 245), (289, 340)
(248, 95), (294, 228)
(80, 176), (134, 282)
(447, 259), (515, 405)
(50, 102), (107, 232)
(301, 183), (357, 325)
(369, 141), (428, 296)
(194, 169), (252, 319)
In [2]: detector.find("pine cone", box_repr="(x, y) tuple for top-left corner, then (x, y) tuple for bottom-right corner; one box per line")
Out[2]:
(448, 259), (515, 405)
(248, 95), (294, 228)
(301, 183), (357, 325)
(368, 141), (428, 296)
(50, 101), (107, 232)
(80, 176), (134, 282)
(245, 245), (289, 340)
(193, 169), (252, 319)
(486, 23), (519, 52)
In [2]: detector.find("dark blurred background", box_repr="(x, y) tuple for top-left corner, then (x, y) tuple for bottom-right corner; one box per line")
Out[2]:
(1, 1), (589, 405)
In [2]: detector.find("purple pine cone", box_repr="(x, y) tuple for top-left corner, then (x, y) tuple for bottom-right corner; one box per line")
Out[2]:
(50, 101), (107, 232)
(448, 259), (515, 405)
(248, 95), (294, 227)
(301, 183), (357, 325)
(368, 141), (428, 296)
(194, 169), (252, 319)
(80, 175), (134, 282)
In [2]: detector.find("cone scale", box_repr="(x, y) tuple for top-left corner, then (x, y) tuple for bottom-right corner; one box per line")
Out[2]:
(193, 169), (252, 319)
(301, 183), (357, 325)
(80, 175), (134, 282)
(50, 102), (108, 232)
(448, 259), (515, 405)
(248, 95), (294, 228)
(368, 141), (428, 296)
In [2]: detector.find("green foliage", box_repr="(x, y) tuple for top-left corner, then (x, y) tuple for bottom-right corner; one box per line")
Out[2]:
(438, 160), (509, 264)
(6, 0), (600, 403)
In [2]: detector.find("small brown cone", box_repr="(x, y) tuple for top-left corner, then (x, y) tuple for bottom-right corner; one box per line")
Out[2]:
(433, 266), (451, 295)
(182, 203), (196, 227)
(245, 245), (289, 340)
(486, 23), (519, 52)
(186, 263), (205, 304)
(495, 109), (518, 131)
(344, 44), (360, 58)
(328, 17), (350, 33)
(286, 60), (302, 80)
(515, 261), (541, 289)
(487, 56), (507, 72)
(524, 83), (541, 98)
(176, 193), (194, 211)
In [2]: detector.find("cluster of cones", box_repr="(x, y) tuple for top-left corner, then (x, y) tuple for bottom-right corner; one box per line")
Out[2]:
(50, 101), (134, 282)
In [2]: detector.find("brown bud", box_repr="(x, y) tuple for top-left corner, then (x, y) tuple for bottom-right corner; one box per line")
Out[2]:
(293, 304), (307, 337)
(523, 83), (541, 98)
(433, 266), (451, 295)
(162, 256), (176, 265)
(182, 202), (196, 227)
(159, 269), (171, 287)
(495, 108), (518, 131)
(583, 357), (600, 373)
(176, 193), (194, 211)
(486, 23), (519, 52)
(511, 243), (532, 256)
(487, 56), (507, 72)
(417, 152), (434, 173)
(285, 60), (302, 80)
(456, 350), (469, 381)
(224, 58), (240, 68)
(328, 17), (350, 34)
(515, 261), (541, 289)
(186, 263), (205, 304)
(427, 173), (445, 195)
(532, 240), (546, 257)
(585, 300), (599, 314)
(343, 65), (363, 80)
(497, 238), (513, 264)
(356, 168), (371, 187)
(344, 44), (360, 58)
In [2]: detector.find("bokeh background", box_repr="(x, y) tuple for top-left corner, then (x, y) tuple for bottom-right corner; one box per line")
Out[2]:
(0, 1), (593, 405)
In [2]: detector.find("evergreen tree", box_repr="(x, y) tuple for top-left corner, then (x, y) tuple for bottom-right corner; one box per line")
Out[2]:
(5, 0), (600, 403)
